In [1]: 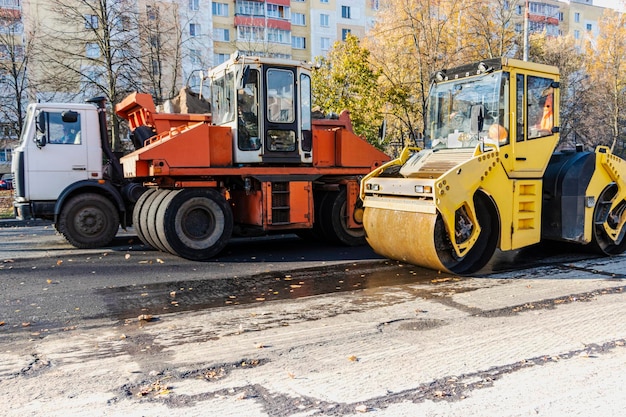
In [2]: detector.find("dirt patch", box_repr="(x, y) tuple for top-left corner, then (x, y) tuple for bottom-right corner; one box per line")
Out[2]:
(0, 190), (13, 218)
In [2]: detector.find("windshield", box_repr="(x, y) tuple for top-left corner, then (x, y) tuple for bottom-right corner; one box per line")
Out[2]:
(425, 71), (509, 149)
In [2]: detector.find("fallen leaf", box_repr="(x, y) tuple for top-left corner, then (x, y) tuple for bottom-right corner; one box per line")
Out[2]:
(21, 322), (31, 327)
(138, 314), (154, 322)
(0, 321), (5, 326)
(170, 291), (176, 298)
(156, 258), (164, 264)
(287, 372), (295, 379)
(124, 254), (131, 260)
(355, 405), (368, 413)
(348, 355), (358, 362)
(56, 260), (63, 266)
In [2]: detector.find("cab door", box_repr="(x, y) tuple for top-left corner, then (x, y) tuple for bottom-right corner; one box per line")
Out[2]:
(262, 66), (301, 164)
(505, 71), (559, 178)
(26, 109), (89, 200)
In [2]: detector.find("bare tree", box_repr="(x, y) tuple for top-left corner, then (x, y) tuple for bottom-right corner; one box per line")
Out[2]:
(138, 1), (184, 104)
(32, 0), (142, 151)
(0, 7), (32, 143)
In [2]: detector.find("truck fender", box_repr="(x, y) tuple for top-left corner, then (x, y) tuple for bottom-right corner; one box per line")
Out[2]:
(54, 180), (127, 227)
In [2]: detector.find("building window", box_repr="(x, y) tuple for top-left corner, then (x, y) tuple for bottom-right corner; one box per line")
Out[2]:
(147, 5), (158, 20)
(189, 0), (199, 11)
(213, 27), (230, 41)
(84, 14), (98, 29)
(267, 27), (290, 44)
(320, 0), (328, 3)
(212, 2), (229, 17)
(586, 23), (592, 31)
(574, 12), (580, 23)
(292, 36), (306, 49)
(574, 30), (580, 39)
(267, 4), (290, 20)
(321, 37), (330, 51)
(214, 53), (229, 65)
(370, 0), (379, 10)
(341, 28), (351, 41)
(238, 25), (265, 42)
(237, 1), (265, 16)
(190, 23), (201, 37)
(86, 43), (100, 58)
(320, 14), (329, 27)
(516, 5), (522, 15)
(341, 6), (351, 19)
(190, 49), (202, 65)
(292, 12), (306, 26)
(558, 12), (563, 21)
(151, 59), (160, 75)
(293, 0), (305, 2)
(0, 148), (12, 163)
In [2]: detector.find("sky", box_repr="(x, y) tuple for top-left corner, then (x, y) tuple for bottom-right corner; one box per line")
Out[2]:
(592, 0), (625, 11)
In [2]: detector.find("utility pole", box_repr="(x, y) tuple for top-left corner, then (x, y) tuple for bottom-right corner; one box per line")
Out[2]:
(523, 0), (529, 61)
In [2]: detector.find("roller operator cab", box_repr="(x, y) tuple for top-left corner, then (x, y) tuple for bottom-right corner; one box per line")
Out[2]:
(361, 58), (626, 274)
(209, 55), (313, 165)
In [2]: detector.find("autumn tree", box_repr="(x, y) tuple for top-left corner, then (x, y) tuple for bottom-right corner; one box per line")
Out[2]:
(527, 32), (587, 149)
(365, 0), (479, 153)
(460, 0), (521, 60)
(582, 9), (626, 154)
(312, 33), (383, 146)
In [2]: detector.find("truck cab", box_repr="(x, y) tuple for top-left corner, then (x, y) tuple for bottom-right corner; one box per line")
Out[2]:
(12, 102), (103, 219)
(208, 54), (313, 165)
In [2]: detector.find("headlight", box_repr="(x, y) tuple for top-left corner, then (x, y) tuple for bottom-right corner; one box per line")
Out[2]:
(415, 185), (432, 194)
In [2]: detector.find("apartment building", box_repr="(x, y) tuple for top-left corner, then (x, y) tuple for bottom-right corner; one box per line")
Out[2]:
(0, 0), (620, 172)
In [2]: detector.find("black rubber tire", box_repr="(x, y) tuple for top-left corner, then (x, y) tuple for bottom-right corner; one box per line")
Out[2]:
(132, 188), (157, 247)
(318, 189), (365, 246)
(435, 192), (500, 275)
(138, 190), (162, 249)
(296, 190), (330, 242)
(57, 193), (119, 248)
(590, 185), (626, 255)
(155, 189), (182, 255)
(159, 188), (233, 261)
(145, 189), (172, 253)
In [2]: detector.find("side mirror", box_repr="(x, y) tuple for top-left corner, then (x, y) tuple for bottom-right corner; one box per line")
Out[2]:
(36, 111), (46, 134)
(62, 110), (79, 123)
(35, 134), (47, 148)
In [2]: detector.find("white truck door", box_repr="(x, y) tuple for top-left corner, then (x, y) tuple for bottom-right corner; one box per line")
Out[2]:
(27, 109), (90, 201)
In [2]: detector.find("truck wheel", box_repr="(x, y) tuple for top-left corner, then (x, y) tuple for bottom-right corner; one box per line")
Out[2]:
(132, 188), (157, 247)
(58, 193), (119, 248)
(160, 188), (233, 261)
(296, 190), (329, 242)
(590, 185), (626, 255)
(137, 189), (162, 249)
(145, 189), (173, 253)
(155, 189), (182, 255)
(319, 189), (365, 246)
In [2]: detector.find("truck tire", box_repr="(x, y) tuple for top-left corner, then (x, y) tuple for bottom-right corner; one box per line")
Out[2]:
(137, 189), (162, 249)
(132, 188), (156, 248)
(155, 189), (182, 255)
(145, 189), (172, 253)
(318, 189), (365, 246)
(58, 193), (119, 249)
(160, 188), (233, 261)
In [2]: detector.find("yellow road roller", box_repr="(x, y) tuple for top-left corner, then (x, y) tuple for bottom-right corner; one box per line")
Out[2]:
(361, 58), (626, 274)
